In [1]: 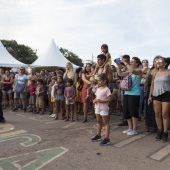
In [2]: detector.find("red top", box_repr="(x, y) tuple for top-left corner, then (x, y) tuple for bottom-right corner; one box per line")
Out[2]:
(4, 77), (12, 91)
(30, 85), (36, 96)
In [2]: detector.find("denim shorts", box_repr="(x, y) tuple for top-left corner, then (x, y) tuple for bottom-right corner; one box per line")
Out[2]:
(56, 95), (64, 101)
(2, 89), (13, 93)
(14, 92), (26, 99)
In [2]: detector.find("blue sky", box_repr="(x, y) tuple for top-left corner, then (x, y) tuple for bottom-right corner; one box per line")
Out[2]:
(0, 0), (170, 65)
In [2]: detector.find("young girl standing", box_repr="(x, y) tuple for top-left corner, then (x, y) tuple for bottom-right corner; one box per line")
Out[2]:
(64, 78), (75, 122)
(29, 80), (36, 113)
(53, 76), (65, 120)
(91, 74), (111, 146)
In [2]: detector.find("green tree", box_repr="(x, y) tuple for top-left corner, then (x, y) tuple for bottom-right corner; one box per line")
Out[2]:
(1, 40), (38, 64)
(60, 47), (84, 67)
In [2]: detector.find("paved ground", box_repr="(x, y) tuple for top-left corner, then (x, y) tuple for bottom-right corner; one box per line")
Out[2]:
(0, 108), (170, 170)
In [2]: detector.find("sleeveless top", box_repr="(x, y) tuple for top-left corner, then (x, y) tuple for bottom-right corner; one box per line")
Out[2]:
(4, 77), (12, 91)
(65, 87), (75, 98)
(152, 70), (170, 97)
(124, 74), (141, 96)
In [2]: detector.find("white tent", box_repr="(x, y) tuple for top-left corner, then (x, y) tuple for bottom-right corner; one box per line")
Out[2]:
(0, 41), (27, 67)
(31, 40), (78, 68)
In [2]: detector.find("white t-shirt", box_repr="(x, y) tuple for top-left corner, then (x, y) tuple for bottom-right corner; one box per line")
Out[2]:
(15, 74), (27, 85)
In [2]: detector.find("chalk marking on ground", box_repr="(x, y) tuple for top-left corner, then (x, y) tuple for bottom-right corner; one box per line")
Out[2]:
(44, 120), (62, 124)
(61, 122), (77, 129)
(0, 130), (27, 138)
(150, 144), (170, 161)
(29, 117), (49, 122)
(113, 132), (149, 148)
(86, 129), (94, 135)
(0, 124), (14, 134)
(16, 114), (27, 118)
(0, 134), (41, 147)
(0, 147), (68, 170)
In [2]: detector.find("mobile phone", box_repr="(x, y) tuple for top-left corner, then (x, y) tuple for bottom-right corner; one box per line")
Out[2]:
(114, 58), (121, 63)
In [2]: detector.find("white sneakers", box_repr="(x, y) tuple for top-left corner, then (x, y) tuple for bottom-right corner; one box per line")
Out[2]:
(123, 129), (138, 136)
(49, 114), (55, 118)
(123, 128), (132, 134)
(127, 130), (138, 136)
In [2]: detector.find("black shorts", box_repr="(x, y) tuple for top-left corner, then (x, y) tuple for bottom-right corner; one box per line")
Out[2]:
(152, 91), (170, 102)
(123, 95), (140, 119)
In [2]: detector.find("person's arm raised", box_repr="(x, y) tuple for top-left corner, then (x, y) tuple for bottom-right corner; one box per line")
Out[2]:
(115, 62), (129, 77)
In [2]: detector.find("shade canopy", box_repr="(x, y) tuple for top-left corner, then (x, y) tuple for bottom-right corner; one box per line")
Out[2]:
(31, 40), (78, 68)
(0, 41), (27, 67)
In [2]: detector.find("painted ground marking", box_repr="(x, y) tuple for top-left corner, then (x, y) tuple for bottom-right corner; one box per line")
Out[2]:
(0, 130), (27, 138)
(61, 122), (77, 129)
(149, 144), (170, 161)
(114, 132), (149, 148)
(0, 134), (41, 147)
(29, 117), (49, 122)
(44, 120), (62, 124)
(0, 147), (68, 170)
(0, 124), (14, 134)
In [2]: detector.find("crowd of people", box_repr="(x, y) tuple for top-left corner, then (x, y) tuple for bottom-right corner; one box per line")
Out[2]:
(0, 44), (170, 146)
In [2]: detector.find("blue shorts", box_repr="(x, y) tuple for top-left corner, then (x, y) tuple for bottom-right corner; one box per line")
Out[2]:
(56, 95), (64, 101)
(2, 89), (13, 93)
(14, 92), (26, 99)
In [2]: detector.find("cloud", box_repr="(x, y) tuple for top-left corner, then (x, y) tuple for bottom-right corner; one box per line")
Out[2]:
(0, 0), (170, 64)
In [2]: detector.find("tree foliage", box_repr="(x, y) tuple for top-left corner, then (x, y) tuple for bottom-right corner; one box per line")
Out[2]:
(59, 47), (84, 67)
(1, 40), (38, 64)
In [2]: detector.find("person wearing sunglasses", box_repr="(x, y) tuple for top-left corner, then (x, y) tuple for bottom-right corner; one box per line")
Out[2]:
(148, 56), (170, 142)
(13, 67), (28, 112)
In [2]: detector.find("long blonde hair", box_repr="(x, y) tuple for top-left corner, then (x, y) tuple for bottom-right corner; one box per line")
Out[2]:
(67, 62), (74, 79)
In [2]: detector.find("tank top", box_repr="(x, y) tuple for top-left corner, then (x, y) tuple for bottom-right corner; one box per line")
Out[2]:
(4, 77), (12, 91)
(65, 87), (75, 98)
(152, 70), (170, 97)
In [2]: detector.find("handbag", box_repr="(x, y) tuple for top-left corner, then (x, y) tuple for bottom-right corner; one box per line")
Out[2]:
(120, 74), (140, 91)
(14, 75), (25, 93)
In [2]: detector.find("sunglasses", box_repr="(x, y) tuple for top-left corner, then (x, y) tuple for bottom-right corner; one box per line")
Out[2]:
(155, 59), (163, 63)
(20, 69), (24, 70)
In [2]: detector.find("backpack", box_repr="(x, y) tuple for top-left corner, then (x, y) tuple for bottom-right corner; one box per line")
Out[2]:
(120, 74), (140, 91)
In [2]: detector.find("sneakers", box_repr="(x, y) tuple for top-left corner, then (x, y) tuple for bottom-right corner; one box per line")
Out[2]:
(91, 135), (102, 142)
(127, 130), (138, 136)
(100, 138), (110, 146)
(49, 114), (55, 118)
(161, 132), (168, 142)
(123, 128), (132, 134)
(12, 108), (18, 112)
(155, 131), (163, 141)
